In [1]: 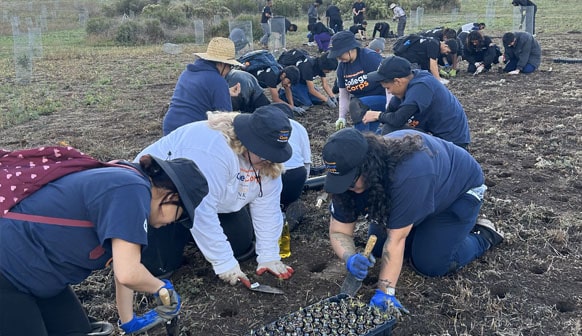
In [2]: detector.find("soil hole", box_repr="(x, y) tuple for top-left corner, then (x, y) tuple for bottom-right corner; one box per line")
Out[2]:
(219, 308), (239, 317)
(489, 284), (509, 298)
(529, 264), (548, 274)
(309, 262), (327, 273)
(555, 300), (576, 313)
(497, 172), (512, 178)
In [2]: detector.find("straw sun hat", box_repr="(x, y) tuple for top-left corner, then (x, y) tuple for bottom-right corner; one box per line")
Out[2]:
(194, 37), (243, 66)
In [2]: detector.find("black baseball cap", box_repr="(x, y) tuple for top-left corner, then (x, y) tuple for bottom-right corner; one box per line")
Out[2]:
(367, 56), (412, 83)
(322, 128), (368, 194)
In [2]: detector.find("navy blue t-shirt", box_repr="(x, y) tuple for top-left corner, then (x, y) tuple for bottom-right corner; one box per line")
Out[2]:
(0, 167), (151, 298)
(337, 48), (384, 97)
(330, 130), (483, 229)
(388, 70), (470, 145)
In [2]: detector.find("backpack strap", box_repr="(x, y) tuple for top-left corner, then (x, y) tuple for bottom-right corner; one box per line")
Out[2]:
(3, 212), (93, 227)
(2, 161), (142, 227)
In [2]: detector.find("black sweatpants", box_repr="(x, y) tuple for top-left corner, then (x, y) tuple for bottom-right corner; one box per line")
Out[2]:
(141, 207), (255, 276)
(0, 273), (91, 336)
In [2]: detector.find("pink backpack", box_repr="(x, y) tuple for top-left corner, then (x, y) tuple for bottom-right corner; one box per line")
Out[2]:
(0, 146), (137, 226)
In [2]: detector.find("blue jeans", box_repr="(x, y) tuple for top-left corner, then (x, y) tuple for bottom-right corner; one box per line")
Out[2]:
(503, 59), (536, 73)
(279, 84), (323, 107)
(368, 192), (490, 277)
(353, 95), (386, 133)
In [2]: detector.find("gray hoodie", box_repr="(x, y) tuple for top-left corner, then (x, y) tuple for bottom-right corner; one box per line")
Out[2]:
(505, 31), (541, 70)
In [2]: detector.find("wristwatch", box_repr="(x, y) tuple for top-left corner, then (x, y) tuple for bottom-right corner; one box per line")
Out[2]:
(384, 287), (395, 296)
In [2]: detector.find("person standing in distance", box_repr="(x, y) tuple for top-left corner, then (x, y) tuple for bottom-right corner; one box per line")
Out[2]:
(260, 0), (273, 49)
(390, 3), (407, 37)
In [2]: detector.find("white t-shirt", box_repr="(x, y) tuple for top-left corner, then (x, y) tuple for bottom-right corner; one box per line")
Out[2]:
(135, 121), (283, 274)
(284, 119), (312, 171)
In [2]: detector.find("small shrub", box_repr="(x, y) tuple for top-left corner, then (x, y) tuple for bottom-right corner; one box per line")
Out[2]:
(86, 17), (113, 35)
(143, 19), (165, 43)
(158, 6), (188, 29)
(228, 0), (259, 17)
(234, 14), (262, 41)
(273, 1), (301, 18)
(115, 0), (152, 15)
(209, 19), (230, 40)
(115, 20), (142, 45)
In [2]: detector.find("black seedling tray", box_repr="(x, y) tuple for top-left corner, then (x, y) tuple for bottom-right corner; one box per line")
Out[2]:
(248, 294), (396, 336)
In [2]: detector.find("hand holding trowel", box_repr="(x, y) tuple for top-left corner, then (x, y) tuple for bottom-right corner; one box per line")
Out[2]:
(239, 277), (285, 295)
(340, 235), (377, 296)
(158, 288), (180, 336)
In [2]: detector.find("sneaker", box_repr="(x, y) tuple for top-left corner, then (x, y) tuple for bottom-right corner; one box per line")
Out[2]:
(88, 321), (114, 336)
(307, 42), (317, 47)
(473, 218), (504, 248)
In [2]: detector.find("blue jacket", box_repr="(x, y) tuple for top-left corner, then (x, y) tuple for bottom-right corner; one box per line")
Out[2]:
(163, 59), (232, 135)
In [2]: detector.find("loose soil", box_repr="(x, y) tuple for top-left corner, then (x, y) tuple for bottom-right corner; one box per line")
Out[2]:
(0, 32), (580, 336)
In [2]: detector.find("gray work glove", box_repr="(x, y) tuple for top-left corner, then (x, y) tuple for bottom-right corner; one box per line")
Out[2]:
(153, 279), (181, 320)
(326, 97), (337, 108)
(292, 106), (306, 116)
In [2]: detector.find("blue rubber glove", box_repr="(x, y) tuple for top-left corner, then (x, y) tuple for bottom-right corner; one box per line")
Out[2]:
(346, 253), (375, 280)
(153, 279), (181, 320)
(118, 310), (165, 334)
(370, 289), (410, 314)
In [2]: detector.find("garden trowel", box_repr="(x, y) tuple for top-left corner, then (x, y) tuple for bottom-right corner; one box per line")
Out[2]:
(239, 277), (285, 295)
(159, 288), (180, 336)
(340, 235), (377, 296)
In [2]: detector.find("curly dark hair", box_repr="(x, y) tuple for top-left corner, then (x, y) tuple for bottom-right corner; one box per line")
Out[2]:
(333, 132), (424, 222)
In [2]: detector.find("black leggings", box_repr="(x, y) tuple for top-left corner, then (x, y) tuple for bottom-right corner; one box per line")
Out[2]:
(281, 166), (307, 210)
(141, 207), (255, 276)
(0, 273), (91, 336)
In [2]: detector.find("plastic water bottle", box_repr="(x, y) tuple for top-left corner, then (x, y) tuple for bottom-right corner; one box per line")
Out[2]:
(279, 215), (291, 258)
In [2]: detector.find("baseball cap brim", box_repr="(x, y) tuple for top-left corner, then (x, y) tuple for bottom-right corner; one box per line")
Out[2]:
(233, 113), (292, 163)
(324, 167), (359, 194)
(366, 69), (390, 83)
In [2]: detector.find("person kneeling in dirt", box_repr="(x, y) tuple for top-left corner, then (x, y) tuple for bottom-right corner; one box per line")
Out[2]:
(328, 31), (388, 133)
(322, 128), (504, 314)
(162, 37), (242, 135)
(136, 106), (295, 286)
(501, 31), (541, 75)
(394, 34), (457, 85)
(0, 153), (208, 335)
(278, 51), (339, 109)
(464, 31), (502, 75)
(226, 69), (271, 113)
(362, 56), (470, 149)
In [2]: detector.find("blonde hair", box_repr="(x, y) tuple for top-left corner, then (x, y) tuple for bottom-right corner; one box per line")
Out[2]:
(207, 111), (284, 178)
